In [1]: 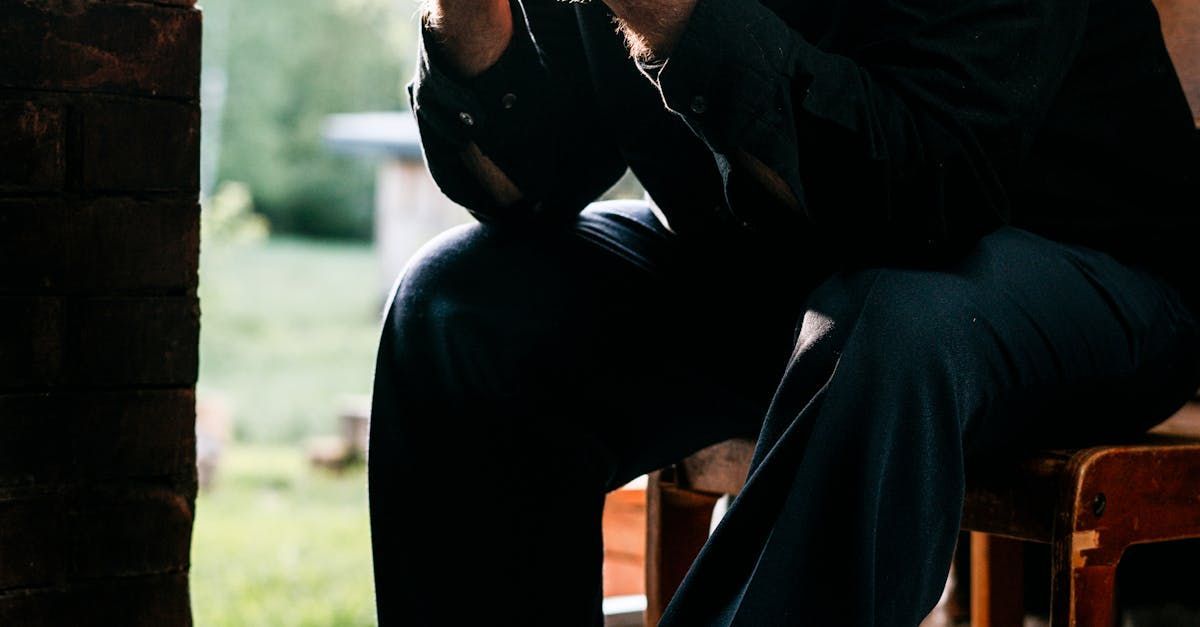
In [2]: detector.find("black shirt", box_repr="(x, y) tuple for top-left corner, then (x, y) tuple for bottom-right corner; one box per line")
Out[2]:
(409, 0), (1198, 291)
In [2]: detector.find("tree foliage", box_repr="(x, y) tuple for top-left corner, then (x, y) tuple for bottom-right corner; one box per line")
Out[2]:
(202, 0), (416, 240)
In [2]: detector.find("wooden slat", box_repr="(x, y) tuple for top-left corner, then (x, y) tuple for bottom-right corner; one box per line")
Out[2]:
(604, 484), (648, 597)
(1069, 441), (1200, 545)
(963, 452), (1068, 542)
(971, 533), (1025, 627)
(644, 472), (721, 626)
(1153, 0), (1200, 125)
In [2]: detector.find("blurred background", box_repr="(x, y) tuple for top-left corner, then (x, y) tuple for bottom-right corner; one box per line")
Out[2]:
(193, 0), (424, 624)
(191, 1), (643, 624)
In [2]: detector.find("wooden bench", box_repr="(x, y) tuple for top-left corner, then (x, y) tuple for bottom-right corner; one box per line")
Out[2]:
(645, 2), (1199, 623)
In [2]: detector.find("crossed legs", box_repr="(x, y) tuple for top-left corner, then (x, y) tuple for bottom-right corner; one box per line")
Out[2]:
(369, 203), (1200, 625)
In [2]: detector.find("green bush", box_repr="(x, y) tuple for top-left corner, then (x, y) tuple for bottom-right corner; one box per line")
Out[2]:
(203, 0), (415, 240)
(202, 181), (270, 245)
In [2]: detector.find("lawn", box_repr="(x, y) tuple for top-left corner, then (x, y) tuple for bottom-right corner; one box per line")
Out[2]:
(198, 236), (385, 442)
(190, 445), (376, 627)
(193, 236), (383, 625)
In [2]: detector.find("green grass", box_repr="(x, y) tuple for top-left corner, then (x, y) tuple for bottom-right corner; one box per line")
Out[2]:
(194, 237), (382, 623)
(198, 236), (384, 442)
(190, 445), (377, 626)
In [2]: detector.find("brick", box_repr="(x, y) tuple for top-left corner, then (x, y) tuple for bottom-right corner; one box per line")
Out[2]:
(0, 2), (201, 100)
(79, 99), (200, 192)
(0, 201), (66, 292)
(0, 394), (59, 485)
(0, 100), (65, 191)
(1, 198), (199, 293)
(91, 0), (197, 6)
(0, 498), (65, 589)
(0, 488), (192, 591)
(68, 488), (193, 579)
(0, 297), (63, 390)
(0, 574), (191, 626)
(0, 390), (195, 485)
(67, 297), (199, 387)
(101, 0), (198, 5)
(72, 390), (196, 480)
(66, 198), (199, 292)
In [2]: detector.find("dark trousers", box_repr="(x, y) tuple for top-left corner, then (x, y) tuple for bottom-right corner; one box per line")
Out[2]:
(368, 201), (1200, 626)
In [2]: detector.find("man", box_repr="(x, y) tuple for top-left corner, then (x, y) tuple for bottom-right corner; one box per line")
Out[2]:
(368, 0), (1200, 624)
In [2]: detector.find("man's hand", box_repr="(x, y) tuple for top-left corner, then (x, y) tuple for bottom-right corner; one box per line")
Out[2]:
(604, 0), (700, 61)
(424, 0), (513, 77)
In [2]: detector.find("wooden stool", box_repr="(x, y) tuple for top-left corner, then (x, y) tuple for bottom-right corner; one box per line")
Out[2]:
(644, 405), (1200, 626)
(965, 430), (1200, 625)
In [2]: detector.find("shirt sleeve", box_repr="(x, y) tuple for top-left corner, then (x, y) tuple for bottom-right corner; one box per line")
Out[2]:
(409, 0), (627, 225)
(640, 0), (1090, 263)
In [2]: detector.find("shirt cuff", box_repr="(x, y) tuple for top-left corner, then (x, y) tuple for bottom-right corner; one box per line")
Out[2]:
(638, 0), (803, 153)
(408, 1), (548, 152)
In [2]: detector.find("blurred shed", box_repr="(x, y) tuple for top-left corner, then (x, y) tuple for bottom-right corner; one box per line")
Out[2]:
(322, 111), (470, 297)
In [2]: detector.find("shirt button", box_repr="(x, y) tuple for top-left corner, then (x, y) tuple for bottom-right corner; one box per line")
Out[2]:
(501, 93), (518, 110)
(690, 95), (708, 114)
(458, 111), (475, 126)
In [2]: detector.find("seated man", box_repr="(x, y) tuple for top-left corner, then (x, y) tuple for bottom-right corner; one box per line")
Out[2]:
(368, 0), (1200, 624)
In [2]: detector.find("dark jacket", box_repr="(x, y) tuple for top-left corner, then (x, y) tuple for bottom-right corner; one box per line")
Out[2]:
(409, 0), (1198, 295)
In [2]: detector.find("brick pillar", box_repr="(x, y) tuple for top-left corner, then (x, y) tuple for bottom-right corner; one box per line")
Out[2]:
(0, 1), (201, 624)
